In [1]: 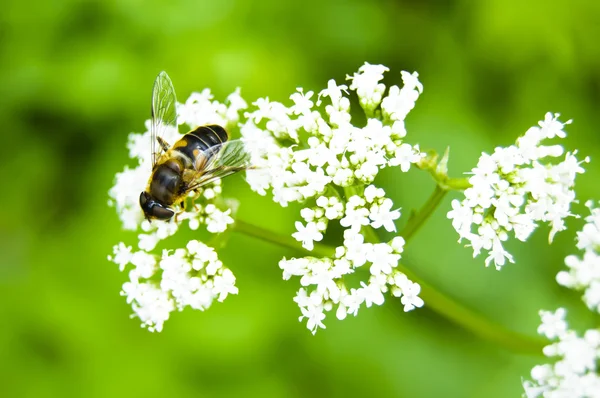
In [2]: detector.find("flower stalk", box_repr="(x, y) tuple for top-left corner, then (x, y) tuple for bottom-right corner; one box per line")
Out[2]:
(416, 148), (471, 191)
(233, 218), (545, 355)
(400, 184), (447, 243)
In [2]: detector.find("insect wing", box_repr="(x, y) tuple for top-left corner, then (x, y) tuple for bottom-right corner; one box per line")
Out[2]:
(150, 71), (178, 167)
(188, 140), (252, 190)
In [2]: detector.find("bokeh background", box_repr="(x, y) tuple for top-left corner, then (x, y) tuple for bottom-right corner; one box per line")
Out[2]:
(1, 0), (599, 397)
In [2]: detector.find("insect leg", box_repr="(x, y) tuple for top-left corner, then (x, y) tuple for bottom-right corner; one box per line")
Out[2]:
(191, 189), (203, 211)
(174, 206), (186, 223)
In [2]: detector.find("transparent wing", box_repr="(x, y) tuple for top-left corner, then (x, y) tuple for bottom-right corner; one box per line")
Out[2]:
(186, 140), (253, 191)
(150, 71), (177, 167)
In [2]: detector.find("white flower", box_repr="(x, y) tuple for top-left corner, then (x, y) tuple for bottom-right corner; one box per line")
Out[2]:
(447, 199), (474, 239)
(448, 113), (587, 269)
(343, 230), (371, 268)
(360, 280), (386, 307)
(381, 71), (423, 123)
(340, 205), (370, 231)
(388, 143), (423, 172)
(398, 280), (424, 311)
(242, 63), (423, 210)
(556, 202), (600, 312)
(390, 236), (405, 254)
(340, 288), (363, 317)
(292, 221), (324, 251)
(539, 112), (570, 139)
(130, 250), (157, 279)
(367, 243), (399, 276)
(177, 87), (247, 130)
(289, 88), (314, 115)
(523, 309), (600, 398)
(108, 243), (133, 271)
(369, 198), (400, 232)
(538, 308), (568, 340)
(364, 185), (385, 203)
(280, 257), (310, 280)
(294, 289), (327, 334)
(316, 196), (344, 220)
(213, 269), (238, 302)
(523, 201), (600, 397)
(279, 221), (421, 333)
(347, 63), (389, 111)
(123, 281), (174, 332)
(206, 207), (235, 233)
(112, 240), (237, 331)
(318, 79), (349, 109)
(108, 164), (148, 230)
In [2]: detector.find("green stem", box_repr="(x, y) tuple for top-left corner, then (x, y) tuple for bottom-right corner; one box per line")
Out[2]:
(234, 219), (335, 257)
(442, 177), (472, 191)
(426, 172), (471, 191)
(400, 185), (447, 243)
(362, 225), (380, 244)
(416, 149), (471, 191)
(232, 219), (545, 355)
(393, 262), (546, 355)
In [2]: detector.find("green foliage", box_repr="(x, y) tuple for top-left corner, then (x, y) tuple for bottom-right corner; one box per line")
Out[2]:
(1, 0), (599, 396)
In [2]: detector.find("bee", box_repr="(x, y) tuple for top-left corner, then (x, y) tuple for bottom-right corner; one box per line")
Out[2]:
(139, 71), (251, 221)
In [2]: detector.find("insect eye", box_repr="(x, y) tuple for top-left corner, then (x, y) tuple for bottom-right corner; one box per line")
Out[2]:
(139, 192), (151, 211)
(139, 192), (174, 220)
(151, 204), (174, 220)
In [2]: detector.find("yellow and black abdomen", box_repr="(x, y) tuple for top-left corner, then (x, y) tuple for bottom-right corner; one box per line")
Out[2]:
(173, 125), (228, 168)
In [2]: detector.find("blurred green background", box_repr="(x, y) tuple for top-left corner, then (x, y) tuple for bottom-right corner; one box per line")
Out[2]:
(1, 0), (599, 397)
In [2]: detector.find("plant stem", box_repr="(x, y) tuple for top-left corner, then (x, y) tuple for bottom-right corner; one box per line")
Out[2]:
(416, 149), (472, 191)
(234, 219), (335, 257)
(393, 262), (546, 355)
(362, 225), (380, 244)
(442, 177), (472, 191)
(232, 219), (545, 355)
(400, 185), (447, 243)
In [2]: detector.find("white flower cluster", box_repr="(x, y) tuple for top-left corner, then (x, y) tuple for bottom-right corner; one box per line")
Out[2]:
(291, 187), (401, 252)
(241, 62), (424, 206)
(240, 63), (426, 333)
(523, 203), (600, 397)
(523, 308), (600, 398)
(108, 240), (238, 332)
(557, 201), (600, 312)
(108, 87), (246, 331)
(282, 231), (423, 334)
(447, 113), (588, 269)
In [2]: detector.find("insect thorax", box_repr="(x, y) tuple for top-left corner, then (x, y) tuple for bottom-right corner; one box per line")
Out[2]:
(149, 161), (184, 205)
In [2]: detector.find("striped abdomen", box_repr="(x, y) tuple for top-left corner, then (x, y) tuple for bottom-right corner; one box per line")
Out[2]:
(172, 124), (228, 169)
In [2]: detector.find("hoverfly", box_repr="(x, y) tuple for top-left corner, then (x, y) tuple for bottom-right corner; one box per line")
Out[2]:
(139, 71), (251, 221)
